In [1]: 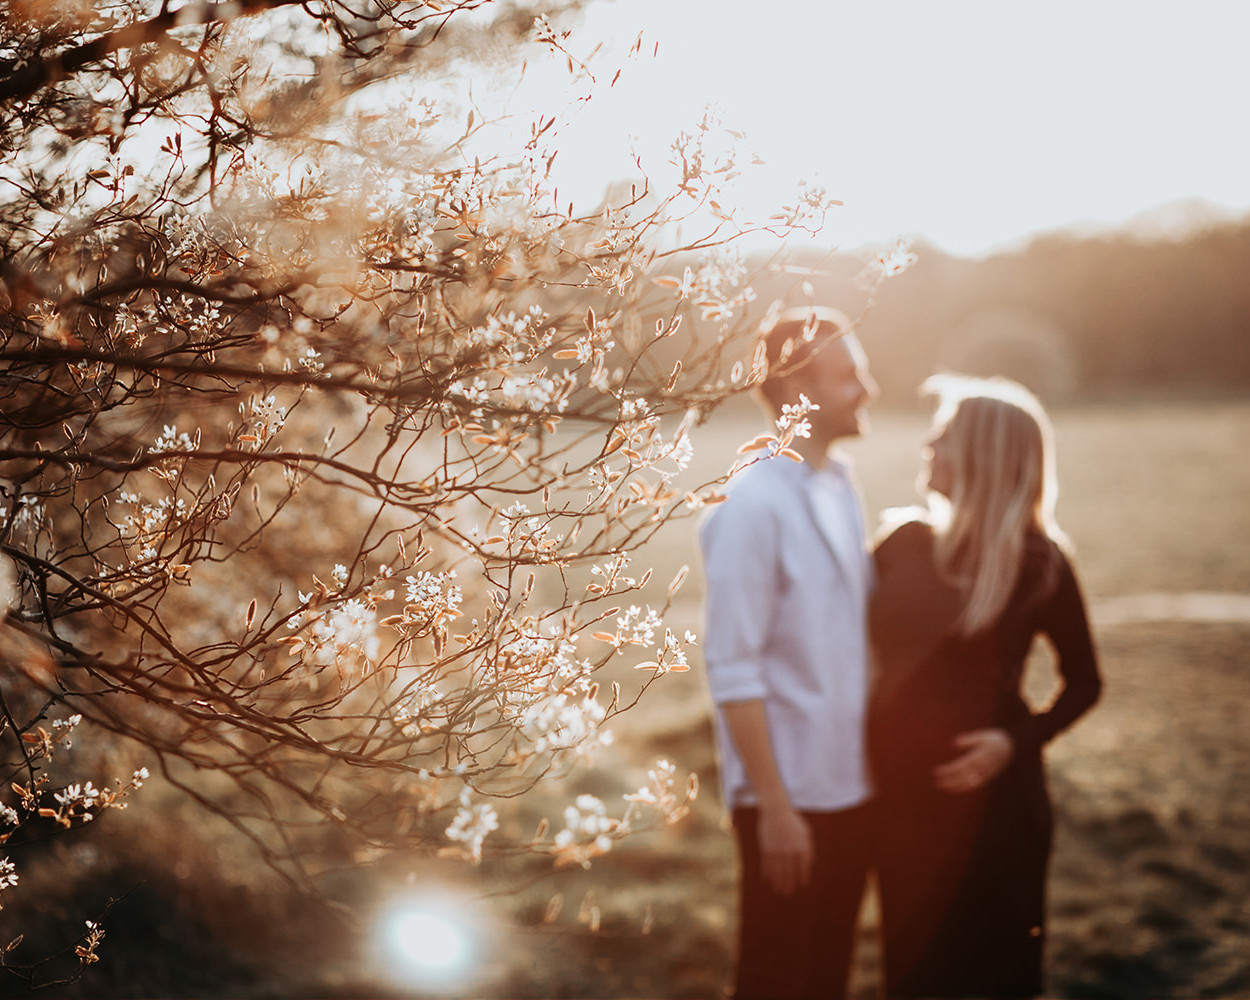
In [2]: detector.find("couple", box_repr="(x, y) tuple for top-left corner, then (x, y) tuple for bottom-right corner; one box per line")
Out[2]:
(700, 307), (1102, 1000)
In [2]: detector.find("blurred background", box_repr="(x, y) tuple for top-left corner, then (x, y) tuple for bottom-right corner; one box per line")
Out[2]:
(4, 2), (1248, 998)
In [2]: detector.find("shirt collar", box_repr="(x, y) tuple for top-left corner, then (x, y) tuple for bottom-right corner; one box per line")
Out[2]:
(801, 449), (853, 480)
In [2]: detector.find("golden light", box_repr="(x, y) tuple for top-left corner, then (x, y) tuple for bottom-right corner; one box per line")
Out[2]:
(377, 892), (480, 989)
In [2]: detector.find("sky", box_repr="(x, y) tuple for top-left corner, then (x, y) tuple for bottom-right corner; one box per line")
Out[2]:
(503, 0), (1250, 258)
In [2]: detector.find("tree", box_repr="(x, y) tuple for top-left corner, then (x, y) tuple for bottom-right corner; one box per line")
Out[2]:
(0, 0), (862, 986)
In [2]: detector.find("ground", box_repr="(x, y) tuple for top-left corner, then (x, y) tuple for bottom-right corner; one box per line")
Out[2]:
(480, 397), (1250, 999)
(6, 398), (1246, 999)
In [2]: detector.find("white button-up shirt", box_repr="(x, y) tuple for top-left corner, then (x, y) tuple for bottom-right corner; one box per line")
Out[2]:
(699, 453), (872, 812)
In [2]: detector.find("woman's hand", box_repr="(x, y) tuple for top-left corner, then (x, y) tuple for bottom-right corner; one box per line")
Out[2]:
(933, 727), (1014, 794)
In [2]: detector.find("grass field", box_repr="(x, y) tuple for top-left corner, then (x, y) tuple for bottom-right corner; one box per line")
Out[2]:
(467, 396), (1250, 999)
(16, 398), (1248, 999)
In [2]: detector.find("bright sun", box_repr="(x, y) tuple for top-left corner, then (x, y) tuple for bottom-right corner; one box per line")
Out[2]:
(380, 897), (477, 985)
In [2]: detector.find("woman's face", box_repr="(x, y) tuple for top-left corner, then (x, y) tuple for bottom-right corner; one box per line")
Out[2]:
(923, 424), (955, 498)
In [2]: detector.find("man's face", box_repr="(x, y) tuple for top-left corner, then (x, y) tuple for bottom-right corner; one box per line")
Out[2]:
(789, 334), (877, 443)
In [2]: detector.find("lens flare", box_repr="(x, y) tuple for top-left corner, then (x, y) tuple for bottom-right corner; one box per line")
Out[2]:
(379, 894), (477, 987)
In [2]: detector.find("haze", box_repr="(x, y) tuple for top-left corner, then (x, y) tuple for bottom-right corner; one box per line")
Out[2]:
(530, 0), (1250, 257)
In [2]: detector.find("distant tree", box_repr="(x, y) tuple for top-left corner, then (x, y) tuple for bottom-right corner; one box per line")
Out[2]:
(0, 0), (859, 984)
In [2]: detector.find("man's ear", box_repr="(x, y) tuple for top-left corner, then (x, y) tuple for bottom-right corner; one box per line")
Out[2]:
(758, 382), (774, 409)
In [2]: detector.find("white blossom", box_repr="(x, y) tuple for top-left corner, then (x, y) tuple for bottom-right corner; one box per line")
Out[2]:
(615, 604), (663, 646)
(0, 857), (17, 891)
(299, 348), (326, 375)
(625, 759), (679, 809)
(308, 599), (380, 669)
(0, 555), (17, 614)
(393, 681), (442, 737)
(553, 794), (619, 865)
(10, 496), (44, 535)
(150, 424), (196, 455)
(445, 788), (499, 863)
(449, 376), (490, 406)
(241, 394), (287, 447)
(397, 570), (462, 635)
(668, 433), (694, 472)
(622, 759), (696, 831)
(517, 683), (609, 758)
(858, 238), (919, 287)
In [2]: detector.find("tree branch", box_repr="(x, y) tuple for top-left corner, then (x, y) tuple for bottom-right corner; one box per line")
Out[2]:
(0, 0), (303, 105)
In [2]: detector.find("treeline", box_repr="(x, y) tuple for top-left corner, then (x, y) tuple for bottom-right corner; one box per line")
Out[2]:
(743, 215), (1250, 407)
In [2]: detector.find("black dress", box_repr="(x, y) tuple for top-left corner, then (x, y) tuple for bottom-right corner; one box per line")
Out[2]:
(867, 518), (1102, 999)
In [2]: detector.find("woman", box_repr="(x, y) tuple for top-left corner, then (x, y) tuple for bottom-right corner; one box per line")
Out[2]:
(868, 374), (1102, 999)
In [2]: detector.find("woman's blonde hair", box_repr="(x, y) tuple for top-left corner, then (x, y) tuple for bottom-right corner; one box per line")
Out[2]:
(922, 373), (1064, 635)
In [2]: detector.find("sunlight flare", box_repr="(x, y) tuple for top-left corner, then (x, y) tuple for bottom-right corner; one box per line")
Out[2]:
(380, 895), (477, 985)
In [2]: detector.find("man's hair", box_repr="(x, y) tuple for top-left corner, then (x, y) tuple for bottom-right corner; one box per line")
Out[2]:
(758, 305), (852, 409)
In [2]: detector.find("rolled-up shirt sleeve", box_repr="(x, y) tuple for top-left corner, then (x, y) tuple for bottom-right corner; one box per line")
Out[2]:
(696, 459), (872, 812)
(700, 488), (779, 704)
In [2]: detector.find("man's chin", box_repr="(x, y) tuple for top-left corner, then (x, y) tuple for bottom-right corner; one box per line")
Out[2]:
(822, 413), (869, 442)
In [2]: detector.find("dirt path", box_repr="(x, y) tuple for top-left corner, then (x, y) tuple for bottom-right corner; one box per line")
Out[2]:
(1093, 591), (1250, 626)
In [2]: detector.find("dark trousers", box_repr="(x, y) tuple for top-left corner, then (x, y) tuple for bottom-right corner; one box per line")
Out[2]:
(732, 803), (872, 1000)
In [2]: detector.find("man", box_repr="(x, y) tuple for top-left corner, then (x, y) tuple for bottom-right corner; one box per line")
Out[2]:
(700, 306), (878, 999)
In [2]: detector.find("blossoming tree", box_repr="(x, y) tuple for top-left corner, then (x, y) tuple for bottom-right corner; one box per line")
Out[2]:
(0, 0), (889, 982)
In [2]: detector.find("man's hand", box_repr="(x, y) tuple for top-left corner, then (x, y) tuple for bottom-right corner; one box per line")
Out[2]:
(758, 805), (815, 896)
(933, 727), (1014, 794)
(719, 700), (815, 894)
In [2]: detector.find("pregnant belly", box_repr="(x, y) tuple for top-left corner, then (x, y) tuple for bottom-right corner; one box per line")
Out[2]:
(867, 691), (998, 792)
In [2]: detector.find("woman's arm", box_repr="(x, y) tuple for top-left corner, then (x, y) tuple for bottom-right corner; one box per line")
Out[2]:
(1013, 552), (1103, 751)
